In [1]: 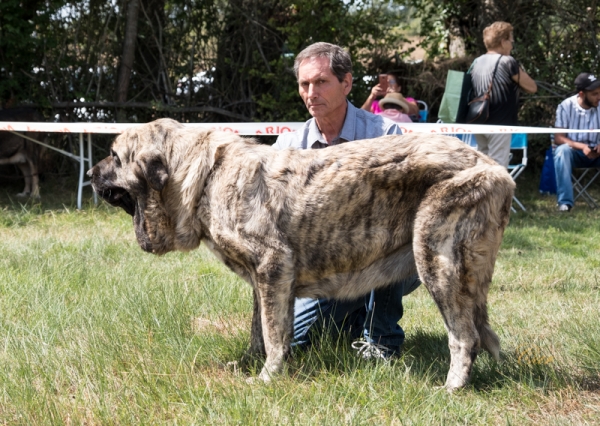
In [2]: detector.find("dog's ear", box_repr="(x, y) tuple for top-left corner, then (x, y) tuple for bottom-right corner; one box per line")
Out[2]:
(136, 150), (169, 191)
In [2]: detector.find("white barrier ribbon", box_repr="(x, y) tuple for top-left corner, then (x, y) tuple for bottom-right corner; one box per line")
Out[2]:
(0, 121), (302, 135)
(2, 120), (599, 210)
(401, 123), (600, 135)
(2, 121), (600, 135)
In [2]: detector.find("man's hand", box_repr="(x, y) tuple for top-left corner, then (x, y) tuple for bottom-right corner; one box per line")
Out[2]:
(584, 145), (600, 159)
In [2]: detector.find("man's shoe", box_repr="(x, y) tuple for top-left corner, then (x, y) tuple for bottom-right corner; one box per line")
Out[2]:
(351, 339), (399, 361)
(558, 204), (572, 212)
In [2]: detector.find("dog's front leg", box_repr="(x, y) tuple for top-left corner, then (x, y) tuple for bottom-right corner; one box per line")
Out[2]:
(255, 274), (295, 383)
(241, 288), (266, 364)
(16, 161), (33, 197)
(237, 289), (266, 371)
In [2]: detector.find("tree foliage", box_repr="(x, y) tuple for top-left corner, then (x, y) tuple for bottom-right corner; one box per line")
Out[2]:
(1, 0), (599, 161)
(0, 0), (405, 124)
(399, 0), (600, 163)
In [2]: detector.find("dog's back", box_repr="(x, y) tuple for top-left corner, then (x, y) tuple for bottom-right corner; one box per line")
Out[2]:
(213, 133), (511, 269)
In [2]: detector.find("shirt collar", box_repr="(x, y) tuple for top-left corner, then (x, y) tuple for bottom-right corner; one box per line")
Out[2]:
(338, 101), (357, 143)
(307, 100), (354, 148)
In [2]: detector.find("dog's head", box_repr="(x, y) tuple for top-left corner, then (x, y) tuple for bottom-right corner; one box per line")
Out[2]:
(88, 118), (221, 255)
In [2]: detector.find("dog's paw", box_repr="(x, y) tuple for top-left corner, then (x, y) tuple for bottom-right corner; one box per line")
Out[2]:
(245, 376), (260, 385)
(226, 360), (240, 374)
(244, 368), (274, 385)
(443, 378), (469, 392)
(245, 375), (272, 385)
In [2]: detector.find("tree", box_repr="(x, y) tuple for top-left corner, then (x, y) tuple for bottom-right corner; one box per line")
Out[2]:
(4, 0), (598, 145)
(405, 0), (600, 162)
(116, 0), (139, 122)
(0, 0), (62, 107)
(0, 0), (408, 123)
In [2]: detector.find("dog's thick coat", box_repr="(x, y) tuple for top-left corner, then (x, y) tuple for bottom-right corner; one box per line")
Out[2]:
(88, 119), (515, 390)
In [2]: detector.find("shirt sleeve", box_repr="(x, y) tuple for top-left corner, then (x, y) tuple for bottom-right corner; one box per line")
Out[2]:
(272, 135), (288, 150)
(555, 102), (567, 129)
(385, 122), (402, 135)
(505, 56), (520, 77)
(273, 128), (304, 150)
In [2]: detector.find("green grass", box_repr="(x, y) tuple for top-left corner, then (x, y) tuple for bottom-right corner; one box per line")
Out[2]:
(0, 172), (599, 424)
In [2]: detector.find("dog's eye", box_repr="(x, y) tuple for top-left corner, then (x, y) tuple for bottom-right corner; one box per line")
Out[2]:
(111, 150), (122, 167)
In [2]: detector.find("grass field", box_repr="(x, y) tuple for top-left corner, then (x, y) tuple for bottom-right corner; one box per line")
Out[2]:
(0, 171), (599, 425)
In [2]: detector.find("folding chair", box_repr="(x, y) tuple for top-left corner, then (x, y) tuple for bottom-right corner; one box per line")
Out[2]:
(572, 168), (600, 208)
(507, 133), (528, 212)
(434, 119), (476, 146)
(416, 100), (428, 123)
(455, 132), (476, 148)
(446, 127), (528, 212)
(550, 133), (599, 209)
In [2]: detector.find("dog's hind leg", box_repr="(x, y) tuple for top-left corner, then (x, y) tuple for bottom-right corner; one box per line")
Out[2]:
(16, 159), (39, 198)
(0, 151), (32, 197)
(416, 240), (483, 391)
(413, 165), (512, 390)
(27, 156), (40, 199)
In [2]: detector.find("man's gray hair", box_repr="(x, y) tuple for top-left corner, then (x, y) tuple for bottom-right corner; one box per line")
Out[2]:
(293, 42), (353, 82)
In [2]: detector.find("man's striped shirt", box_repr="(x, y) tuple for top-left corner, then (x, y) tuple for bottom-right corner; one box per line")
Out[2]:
(555, 94), (600, 145)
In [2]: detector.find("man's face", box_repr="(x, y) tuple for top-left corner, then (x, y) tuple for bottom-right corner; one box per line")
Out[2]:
(582, 87), (600, 108)
(297, 56), (352, 120)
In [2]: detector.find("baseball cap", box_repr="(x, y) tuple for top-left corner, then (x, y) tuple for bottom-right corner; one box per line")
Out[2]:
(575, 72), (600, 91)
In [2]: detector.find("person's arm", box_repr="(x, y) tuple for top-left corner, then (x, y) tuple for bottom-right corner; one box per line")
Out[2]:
(512, 68), (537, 94)
(272, 136), (284, 150)
(554, 131), (599, 158)
(405, 98), (420, 117)
(361, 84), (384, 111)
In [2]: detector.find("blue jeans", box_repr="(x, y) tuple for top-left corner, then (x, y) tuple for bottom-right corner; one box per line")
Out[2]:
(292, 274), (421, 353)
(554, 144), (600, 206)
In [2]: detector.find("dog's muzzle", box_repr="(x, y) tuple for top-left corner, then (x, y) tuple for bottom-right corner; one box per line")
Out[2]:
(87, 167), (136, 216)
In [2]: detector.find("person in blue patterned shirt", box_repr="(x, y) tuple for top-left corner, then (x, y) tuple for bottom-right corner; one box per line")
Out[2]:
(553, 72), (600, 212)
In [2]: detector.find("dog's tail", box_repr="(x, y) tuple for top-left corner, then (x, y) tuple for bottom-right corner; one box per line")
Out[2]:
(479, 319), (501, 361)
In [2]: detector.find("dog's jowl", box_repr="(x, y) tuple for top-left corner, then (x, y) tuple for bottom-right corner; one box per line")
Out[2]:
(88, 118), (515, 391)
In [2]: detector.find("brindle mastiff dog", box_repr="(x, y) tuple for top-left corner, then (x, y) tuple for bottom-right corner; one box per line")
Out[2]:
(0, 107), (44, 198)
(88, 118), (515, 390)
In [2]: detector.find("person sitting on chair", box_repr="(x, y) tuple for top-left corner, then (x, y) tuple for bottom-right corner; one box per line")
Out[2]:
(377, 92), (413, 123)
(361, 72), (420, 121)
(553, 72), (600, 212)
